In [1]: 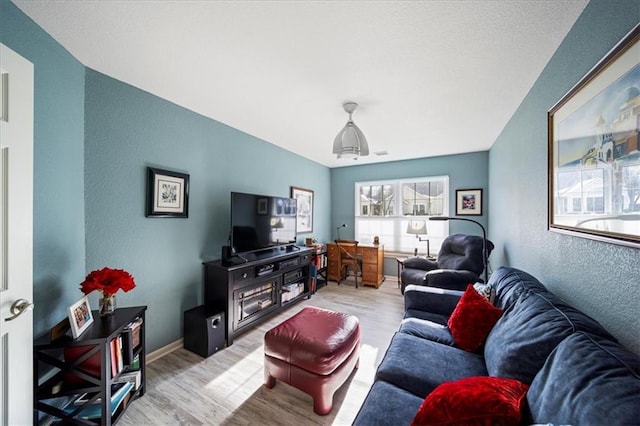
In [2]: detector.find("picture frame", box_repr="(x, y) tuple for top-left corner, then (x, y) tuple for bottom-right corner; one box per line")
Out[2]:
(290, 186), (314, 233)
(146, 167), (189, 218)
(258, 198), (268, 214)
(67, 296), (94, 339)
(548, 24), (640, 247)
(456, 189), (482, 216)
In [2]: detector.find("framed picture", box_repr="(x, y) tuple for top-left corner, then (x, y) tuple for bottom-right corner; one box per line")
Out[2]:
(291, 186), (314, 233)
(258, 198), (268, 214)
(67, 296), (94, 339)
(456, 189), (482, 216)
(548, 24), (640, 247)
(146, 167), (189, 218)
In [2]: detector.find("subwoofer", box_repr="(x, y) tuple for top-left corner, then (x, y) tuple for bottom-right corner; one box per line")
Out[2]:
(183, 306), (226, 358)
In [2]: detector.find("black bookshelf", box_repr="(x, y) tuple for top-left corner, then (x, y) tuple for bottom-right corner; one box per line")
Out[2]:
(34, 306), (146, 425)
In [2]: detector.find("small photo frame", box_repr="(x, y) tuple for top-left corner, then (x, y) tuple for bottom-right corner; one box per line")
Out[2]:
(67, 296), (94, 339)
(291, 186), (314, 233)
(456, 188), (483, 216)
(146, 167), (189, 218)
(258, 198), (268, 214)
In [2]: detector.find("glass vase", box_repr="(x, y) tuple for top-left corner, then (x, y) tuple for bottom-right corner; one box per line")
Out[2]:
(99, 293), (116, 317)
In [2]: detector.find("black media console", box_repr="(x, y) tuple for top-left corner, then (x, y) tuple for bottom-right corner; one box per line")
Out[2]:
(203, 246), (313, 346)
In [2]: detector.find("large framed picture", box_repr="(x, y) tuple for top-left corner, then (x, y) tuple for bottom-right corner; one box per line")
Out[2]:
(456, 189), (482, 216)
(146, 167), (189, 218)
(67, 296), (94, 339)
(548, 24), (640, 247)
(291, 186), (314, 233)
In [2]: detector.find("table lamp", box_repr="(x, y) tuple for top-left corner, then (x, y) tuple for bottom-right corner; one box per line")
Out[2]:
(406, 219), (429, 256)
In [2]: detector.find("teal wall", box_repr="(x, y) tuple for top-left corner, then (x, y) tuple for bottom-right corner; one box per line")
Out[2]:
(0, 0), (86, 335)
(330, 152), (489, 273)
(84, 70), (330, 351)
(1, 0), (330, 351)
(4, 0), (639, 355)
(331, 152), (489, 237)
(489, 0), (640, 353)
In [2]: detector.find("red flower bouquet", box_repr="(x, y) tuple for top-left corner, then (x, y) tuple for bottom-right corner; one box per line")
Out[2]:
(80, 267), (136, 296)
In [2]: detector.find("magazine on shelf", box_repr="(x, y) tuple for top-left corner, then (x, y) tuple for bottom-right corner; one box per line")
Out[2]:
(64, 381), (134, 419)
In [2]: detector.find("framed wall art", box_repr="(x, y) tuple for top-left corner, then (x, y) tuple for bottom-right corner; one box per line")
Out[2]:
(548, 24), (639, 247)
(456, 189), (482, 216)
(67, 296), (93, 339)
(146, 167), (189, 218)
(291, 186), (314, 233)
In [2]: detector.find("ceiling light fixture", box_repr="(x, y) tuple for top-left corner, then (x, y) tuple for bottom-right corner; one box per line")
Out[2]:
(332, 102), (369, 160)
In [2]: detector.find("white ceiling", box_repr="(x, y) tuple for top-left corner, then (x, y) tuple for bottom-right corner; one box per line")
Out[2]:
(14, 0), (588, 168)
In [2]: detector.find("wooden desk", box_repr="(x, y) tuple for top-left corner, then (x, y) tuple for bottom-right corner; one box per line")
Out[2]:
(327, 243), (385, 288)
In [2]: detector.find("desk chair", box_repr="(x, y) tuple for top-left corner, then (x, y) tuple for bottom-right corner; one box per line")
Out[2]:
(335, 240), (361, 289)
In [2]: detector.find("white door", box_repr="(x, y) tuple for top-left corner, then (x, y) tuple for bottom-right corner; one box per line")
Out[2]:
(0, 43), (34, 426)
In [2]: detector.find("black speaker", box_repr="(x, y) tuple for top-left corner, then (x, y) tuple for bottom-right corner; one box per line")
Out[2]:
(221, 245), (232, 260)
(183, 306), (226, 358)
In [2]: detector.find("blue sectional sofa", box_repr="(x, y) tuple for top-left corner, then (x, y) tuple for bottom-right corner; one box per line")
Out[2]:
(353, 266), (640, 425)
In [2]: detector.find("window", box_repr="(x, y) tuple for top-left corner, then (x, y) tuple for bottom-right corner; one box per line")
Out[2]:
(355, 176), (449, 254)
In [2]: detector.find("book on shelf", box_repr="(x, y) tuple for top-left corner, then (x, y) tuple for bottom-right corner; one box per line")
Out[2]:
(110, 339), (118, 378)
(130, 353), (140, 370)
(113, 370), (142, 391)
(121, 328), (134, 365)
(63, 381), (134, 420)
(127, 317), (143, 349)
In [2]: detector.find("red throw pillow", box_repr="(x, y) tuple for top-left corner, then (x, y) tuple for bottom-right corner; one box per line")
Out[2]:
(447, 284), (503, 352)
(411, 376), (530, 426)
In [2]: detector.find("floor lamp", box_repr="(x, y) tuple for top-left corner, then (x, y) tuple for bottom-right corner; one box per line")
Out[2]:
(429, 216), (489, 284)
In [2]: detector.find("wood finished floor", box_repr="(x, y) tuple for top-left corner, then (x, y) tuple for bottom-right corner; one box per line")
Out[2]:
(119, 278), (404, 426)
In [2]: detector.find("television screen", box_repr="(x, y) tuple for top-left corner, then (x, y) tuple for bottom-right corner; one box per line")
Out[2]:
(230, 192), (297, 254)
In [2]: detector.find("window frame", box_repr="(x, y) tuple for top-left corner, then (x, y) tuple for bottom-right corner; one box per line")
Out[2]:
(354, 176), (450, 255)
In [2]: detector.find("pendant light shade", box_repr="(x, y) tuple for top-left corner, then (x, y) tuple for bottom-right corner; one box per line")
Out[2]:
(333, 102), (369, 160)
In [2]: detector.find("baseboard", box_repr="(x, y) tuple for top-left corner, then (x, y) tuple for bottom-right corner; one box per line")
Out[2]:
(147, 338), (183, 364)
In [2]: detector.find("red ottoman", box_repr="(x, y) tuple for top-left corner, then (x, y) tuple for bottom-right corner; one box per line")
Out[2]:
(264, 306), (361, 415)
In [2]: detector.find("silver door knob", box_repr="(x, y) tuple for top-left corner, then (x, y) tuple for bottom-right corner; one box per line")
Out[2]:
(4, 299), (34, 321)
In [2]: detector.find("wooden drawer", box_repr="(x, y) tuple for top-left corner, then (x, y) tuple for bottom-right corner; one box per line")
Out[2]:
(300, 252), (311, 265)
(362, 263), (378, 278)
(360, 247), (378, 263)
(327, 244), (339, 259)
(327, 260), (340, 280)
(233, 267), (253, 283)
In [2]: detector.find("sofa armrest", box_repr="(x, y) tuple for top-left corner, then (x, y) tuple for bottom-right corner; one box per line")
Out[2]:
(424, 269), (480, 291)
(403, 256), (438, 271)
(404, 285), (463, 318)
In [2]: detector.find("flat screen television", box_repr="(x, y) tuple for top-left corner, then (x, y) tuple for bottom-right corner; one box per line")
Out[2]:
(230, 192), (297, 255)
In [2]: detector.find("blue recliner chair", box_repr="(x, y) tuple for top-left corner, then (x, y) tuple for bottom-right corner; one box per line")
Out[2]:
(400, 233), (494, 293)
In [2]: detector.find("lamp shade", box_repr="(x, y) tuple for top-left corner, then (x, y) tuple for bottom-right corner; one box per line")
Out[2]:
(333, 102), (369, 159)
(406, 220), (427, 235)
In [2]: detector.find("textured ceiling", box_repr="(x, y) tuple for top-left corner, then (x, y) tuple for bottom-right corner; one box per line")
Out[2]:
(14, 0), (588, 168)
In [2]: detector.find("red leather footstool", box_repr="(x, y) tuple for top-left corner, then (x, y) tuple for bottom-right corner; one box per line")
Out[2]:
(264, 306), (361, 415)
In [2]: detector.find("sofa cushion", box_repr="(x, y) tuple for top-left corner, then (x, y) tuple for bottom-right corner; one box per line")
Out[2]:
(484, 289), (615, 383)
(489, 267), (548, 310)
(448, 284), (503, 352)
(376, 332), (487, 397)
(353, 380), (423, 426)
(404, 309), (450, 327)
(525, 332), (640, 425)
(404, 285), (463, 322)
(412, 376), (529, 426)
(399, 317), (455, 346)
